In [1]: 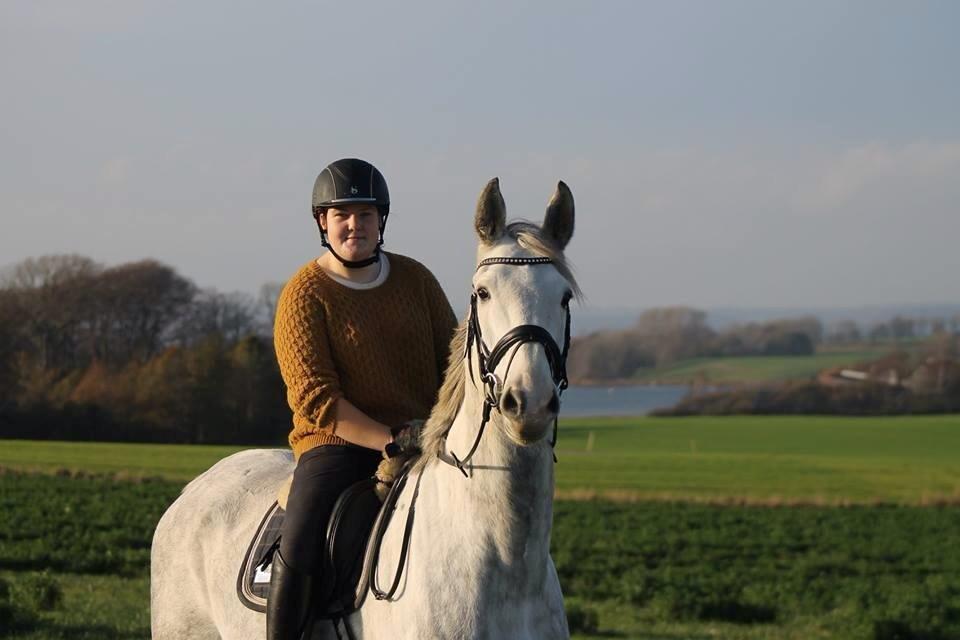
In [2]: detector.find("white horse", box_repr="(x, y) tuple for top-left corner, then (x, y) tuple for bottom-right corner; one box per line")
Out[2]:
(151, 178), (579, 639)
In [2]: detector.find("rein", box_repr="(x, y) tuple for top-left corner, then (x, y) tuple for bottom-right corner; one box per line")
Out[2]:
(440, 255), (572, 477)
(365, 254), (573, 610)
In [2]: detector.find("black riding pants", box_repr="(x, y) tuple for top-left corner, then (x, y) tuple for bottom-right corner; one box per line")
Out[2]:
(279, 445), (381, 574)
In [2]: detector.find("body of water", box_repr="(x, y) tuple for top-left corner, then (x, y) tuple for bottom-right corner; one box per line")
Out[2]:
(559, 385), (690, 417)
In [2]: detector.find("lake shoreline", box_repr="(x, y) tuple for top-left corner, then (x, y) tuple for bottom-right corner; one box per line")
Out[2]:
(561, 384), (690, 417)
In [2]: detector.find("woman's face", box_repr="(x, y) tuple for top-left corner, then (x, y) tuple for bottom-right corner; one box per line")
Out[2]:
(320, 204), (382, 261)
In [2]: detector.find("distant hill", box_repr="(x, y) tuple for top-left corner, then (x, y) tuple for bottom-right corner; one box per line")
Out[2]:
(570, 307), (640, 336)
(706, 303), (960, 331)
(573, 303), (960, 337)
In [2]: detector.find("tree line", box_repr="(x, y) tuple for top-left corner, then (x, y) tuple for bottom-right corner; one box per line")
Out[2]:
(567, 305), (960, 383)
(567, 307), (823, 382)
(824, 315), (960, 344)
(0, 255), (288, 444)
(655, 376), (960, 416)
(3, 255), (956, 438)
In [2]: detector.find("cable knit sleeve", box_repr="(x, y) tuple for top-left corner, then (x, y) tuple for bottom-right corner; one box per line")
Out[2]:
(273, 275), (343, 440)
(422, 269), (458, 381)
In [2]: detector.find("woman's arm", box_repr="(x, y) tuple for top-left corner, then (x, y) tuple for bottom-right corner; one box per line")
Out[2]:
(274, 280), (344, 435)
(330, 398), (393, 451)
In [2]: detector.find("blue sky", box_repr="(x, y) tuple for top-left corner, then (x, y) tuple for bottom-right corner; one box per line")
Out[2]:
(2, 1), (958, 312)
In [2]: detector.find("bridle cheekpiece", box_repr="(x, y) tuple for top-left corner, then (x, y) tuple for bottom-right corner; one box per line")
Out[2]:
(440, 255), (572, 477)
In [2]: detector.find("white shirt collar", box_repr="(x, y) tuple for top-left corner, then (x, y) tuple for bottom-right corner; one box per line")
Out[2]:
(316, 253), (390, 290)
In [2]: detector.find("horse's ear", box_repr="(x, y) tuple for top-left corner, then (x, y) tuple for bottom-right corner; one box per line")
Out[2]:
(543, 181), (574, 250)
(475, 177), (506, 245)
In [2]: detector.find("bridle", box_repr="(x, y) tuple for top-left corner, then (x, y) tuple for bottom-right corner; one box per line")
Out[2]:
(363, 253), (574, 613)
(439, 255), (572, 477)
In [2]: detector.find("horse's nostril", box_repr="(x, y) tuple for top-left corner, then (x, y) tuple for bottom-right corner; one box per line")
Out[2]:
(501, 389), (523, 416)
(547, 392), (560, 415)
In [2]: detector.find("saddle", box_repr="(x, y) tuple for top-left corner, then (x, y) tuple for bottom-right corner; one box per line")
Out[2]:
(236, 465), (412, 621)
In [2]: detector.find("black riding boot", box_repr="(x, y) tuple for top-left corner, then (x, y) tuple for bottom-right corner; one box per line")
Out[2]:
(267, 549), (313, 640)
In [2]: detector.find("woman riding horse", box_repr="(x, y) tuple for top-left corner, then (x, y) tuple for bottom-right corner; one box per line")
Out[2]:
(150, 176), (575, 639)
(270, 158), (457, 639)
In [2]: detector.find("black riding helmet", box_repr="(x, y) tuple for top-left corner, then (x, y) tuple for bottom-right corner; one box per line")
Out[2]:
(312, 158), (390, 268)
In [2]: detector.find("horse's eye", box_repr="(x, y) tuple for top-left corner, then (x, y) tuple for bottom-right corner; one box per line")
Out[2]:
(561, 291), (573, 308)
(476, 287), (490, 301)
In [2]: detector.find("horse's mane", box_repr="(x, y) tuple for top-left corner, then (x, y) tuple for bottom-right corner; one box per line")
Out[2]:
(417, 222), (581, 467)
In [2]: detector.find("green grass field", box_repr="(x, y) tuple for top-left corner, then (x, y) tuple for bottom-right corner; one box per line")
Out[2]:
(4, 415), (959, 504)
(631, 349), (891, 385)
(0, 440), (243, 482)
(3, 415), (960, 639)
(556, 415), (960, 504)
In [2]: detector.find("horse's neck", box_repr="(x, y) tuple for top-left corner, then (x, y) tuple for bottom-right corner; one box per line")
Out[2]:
(427, 380), (555, 577)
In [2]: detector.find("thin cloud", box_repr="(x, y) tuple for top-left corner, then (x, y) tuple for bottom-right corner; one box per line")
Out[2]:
(795, 141), (960, 212)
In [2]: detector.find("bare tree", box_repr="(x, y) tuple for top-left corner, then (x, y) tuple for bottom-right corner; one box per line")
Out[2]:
(632, 306), (715, 365)
(951, 314), (960, 336)
(826, 320), (862, 344)
(869, 322), (892, 343)
(1, 254), (101, 289)
(0, 255), (104, 369)
(889, 315), (915, 340)
(257, 282), (284, 336)
(96, 260), (196, 362)
(170, 289), (258, 346)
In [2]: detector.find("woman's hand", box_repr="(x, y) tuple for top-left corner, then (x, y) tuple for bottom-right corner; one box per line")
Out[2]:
(375, 419), (424, 500)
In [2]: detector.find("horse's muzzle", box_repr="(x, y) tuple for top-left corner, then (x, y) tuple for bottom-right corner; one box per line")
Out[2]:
(500, 386), (559, 444)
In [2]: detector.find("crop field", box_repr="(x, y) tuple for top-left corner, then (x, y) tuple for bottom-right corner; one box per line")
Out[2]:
(631, 349), (891, 385)
(2, 415), (960, 639)
(2, 470), (959, 640)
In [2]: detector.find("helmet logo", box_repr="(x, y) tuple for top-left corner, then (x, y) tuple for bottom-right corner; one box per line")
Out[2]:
(350, 186), (359, 195)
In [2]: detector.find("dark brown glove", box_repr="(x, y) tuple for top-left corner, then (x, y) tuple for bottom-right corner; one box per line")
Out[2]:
(374, 419), (424, 501)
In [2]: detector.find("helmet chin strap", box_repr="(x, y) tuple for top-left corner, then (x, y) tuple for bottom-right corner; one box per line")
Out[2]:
(315, 214), (388, 270)
(325, 244), (381, 268)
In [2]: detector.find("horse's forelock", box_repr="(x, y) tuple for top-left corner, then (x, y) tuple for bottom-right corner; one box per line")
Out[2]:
(504, 221), (582, 301)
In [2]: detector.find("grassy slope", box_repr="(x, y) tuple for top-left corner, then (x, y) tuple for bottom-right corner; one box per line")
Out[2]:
(555, 415), (960, 503)
(631, 349), (890, 384)
(0, 440), (246, 482)
(3, 414), (959, 503)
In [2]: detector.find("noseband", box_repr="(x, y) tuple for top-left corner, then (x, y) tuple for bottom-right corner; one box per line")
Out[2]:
(369, 254), (573, 608)
(441, 255), (572, 477)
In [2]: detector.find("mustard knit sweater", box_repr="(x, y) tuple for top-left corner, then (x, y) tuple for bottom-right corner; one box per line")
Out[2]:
(274, 253), (458, 459)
